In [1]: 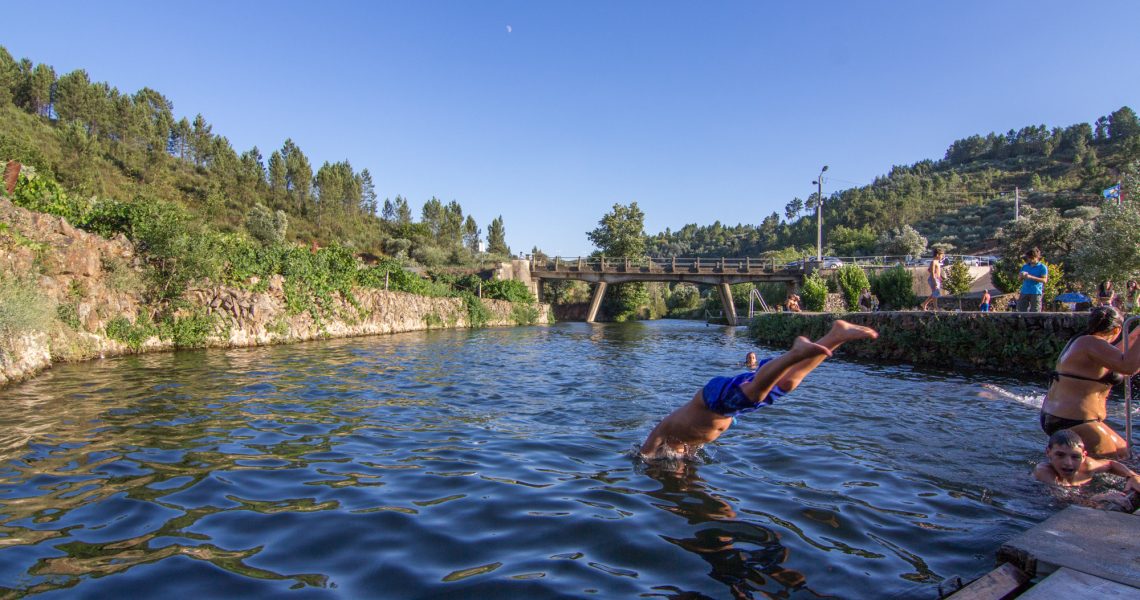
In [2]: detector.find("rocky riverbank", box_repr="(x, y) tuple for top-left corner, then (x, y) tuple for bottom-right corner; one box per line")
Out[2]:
(0, 197), (548, 386)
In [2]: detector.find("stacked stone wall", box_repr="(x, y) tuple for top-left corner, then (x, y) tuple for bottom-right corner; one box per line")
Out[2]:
(748, 311), (1092, 375)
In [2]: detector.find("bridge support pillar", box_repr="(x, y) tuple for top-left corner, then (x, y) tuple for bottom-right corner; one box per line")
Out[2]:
(718, 283), (737, 326)
(586, 282), (608, 323)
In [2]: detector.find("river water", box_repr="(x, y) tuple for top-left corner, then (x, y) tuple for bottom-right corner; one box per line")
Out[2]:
(0, 319), (1092, 598)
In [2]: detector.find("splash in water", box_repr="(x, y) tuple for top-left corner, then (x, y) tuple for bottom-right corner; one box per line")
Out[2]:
(980, 384), (1044, 410)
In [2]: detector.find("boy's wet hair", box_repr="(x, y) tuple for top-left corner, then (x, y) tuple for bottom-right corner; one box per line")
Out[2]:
(1047, 429), (1085, 450)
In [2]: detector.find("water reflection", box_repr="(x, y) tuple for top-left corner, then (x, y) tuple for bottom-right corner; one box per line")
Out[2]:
(641, 462), (816, 599)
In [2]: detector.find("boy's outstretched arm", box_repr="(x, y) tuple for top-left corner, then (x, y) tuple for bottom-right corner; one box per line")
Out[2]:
(1104, 460), (1140, 494)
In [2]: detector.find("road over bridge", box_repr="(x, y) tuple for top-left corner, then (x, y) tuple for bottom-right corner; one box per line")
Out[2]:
(529, 256), (805, 325)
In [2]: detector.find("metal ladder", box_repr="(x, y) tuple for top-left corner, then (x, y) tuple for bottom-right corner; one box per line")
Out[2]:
(1125, 315), (1138, 459)
(747, 288), (772, 318)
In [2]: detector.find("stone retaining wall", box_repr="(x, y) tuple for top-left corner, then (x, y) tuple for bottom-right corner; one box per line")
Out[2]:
(747, 311), (1093, 375)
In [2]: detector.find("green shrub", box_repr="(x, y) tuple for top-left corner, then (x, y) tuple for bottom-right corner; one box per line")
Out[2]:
(245, 203), (288, 245)
(105, 313), (158, 350)
(800, 273), (828, 312)
(835, 264), (870, 310)
(463, 293), (491, 328)
(483, 279), (535, 304)
(80, 199), (133, 238)
(1042, 260), (1064, 305)
(510, 303), (541, 325)
(10, 168), (90, 225)
(56, 303), (81, 329)
(0, 275), (54, 337)
(944, 261), (973, 296)
(870, 265), (918, 310)
(666, 283), (701, 314)
(991, 258), (1020, 293)
(160, 310), (220, 349)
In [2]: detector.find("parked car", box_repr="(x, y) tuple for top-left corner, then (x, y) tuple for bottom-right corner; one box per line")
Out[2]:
(781, 257), (844, 269)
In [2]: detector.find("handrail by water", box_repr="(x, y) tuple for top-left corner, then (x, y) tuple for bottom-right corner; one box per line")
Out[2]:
(1124, 315), (1138, 459)
(748, 287), (771, 315)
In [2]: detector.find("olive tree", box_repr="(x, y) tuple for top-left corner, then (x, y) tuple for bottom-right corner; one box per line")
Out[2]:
(876, 225), (927, 257)
(1070, 203), (1140, 287)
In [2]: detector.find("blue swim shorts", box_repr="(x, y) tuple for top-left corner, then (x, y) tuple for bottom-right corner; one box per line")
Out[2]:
(702, 358), (787, 417)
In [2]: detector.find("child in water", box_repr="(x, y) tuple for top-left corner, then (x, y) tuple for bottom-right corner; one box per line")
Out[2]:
(640, 320), (879, 459)
(1034, 429), (1140, 511)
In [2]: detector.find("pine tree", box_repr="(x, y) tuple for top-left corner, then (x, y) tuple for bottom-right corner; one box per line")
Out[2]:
(487, 216), (509, 255)
(360, 169), (377, 215)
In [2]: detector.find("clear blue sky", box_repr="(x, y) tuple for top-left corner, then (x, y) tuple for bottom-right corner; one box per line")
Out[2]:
(4, 1), (1138, 256)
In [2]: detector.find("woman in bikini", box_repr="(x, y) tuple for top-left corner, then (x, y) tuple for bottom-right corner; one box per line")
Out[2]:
(1040, 306), (1140, 458)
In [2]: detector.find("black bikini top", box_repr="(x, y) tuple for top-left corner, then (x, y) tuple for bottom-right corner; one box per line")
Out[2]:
(1050, 336), (1126, 387)
(1049, 370), (1125, 386)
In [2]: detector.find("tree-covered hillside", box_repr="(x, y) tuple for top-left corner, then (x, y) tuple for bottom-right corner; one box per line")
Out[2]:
(647, 108), (1140, 258)
(0, 45), (509, 267)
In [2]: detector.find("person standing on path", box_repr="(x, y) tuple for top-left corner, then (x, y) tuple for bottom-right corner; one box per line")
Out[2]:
(1017, 248), (1048, 312)
(920, 249), (944, 311)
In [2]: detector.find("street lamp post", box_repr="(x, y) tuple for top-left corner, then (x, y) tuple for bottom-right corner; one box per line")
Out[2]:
(813, 165), (828, 262)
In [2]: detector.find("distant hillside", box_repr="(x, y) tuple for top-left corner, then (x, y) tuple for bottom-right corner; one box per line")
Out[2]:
(648, 107), (1140, 257)
(1, 44), (1136, 265)
(0, 45), (510, 267)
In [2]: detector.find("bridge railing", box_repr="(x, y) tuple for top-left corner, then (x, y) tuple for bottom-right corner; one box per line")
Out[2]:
(531, 256), (788, 273)
(530, 254), (994, 273)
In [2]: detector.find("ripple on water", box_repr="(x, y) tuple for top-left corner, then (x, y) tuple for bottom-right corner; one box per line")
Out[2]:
(0, 322), (1060, 598)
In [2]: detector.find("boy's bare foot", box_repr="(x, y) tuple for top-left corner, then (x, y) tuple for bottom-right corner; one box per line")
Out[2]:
(789, 335), (832, 360)
(830, 319), (879, 342)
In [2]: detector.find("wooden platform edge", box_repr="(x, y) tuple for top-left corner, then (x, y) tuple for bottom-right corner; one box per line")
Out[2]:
(946, 563), (1030, 600)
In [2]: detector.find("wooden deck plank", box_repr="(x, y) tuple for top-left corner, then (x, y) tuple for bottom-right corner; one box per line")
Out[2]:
(997, 506), (1140, 589)
(1016, 567), (1140, 599)
(946, 563), (1028, 600)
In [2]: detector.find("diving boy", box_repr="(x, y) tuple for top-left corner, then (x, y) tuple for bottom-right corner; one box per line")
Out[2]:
(640, 320), (878, 459)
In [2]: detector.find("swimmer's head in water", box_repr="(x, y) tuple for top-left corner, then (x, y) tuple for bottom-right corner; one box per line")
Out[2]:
(1046, 430), (1087, 480)
(1047, 429), (1085, 450)
(745, 352), (757, 365)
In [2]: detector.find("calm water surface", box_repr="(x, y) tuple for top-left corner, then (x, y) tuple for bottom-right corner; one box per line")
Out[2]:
(0, 320), (1095, 598)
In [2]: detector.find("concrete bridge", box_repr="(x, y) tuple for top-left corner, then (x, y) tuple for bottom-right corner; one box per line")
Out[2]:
(529, 256), (803, 325)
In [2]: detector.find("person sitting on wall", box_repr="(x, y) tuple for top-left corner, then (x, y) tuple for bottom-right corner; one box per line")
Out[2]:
(640, 320), (879, 460)
(1034, 429), (1140, 512)
(858, 289), (875, 311)
(1097, 280), (1116, 308)
(785, 295), (802, 313)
